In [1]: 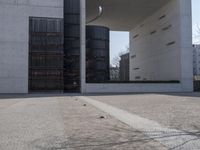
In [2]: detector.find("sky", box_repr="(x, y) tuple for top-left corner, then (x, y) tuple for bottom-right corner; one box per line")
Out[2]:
(110, 0), (200, 62)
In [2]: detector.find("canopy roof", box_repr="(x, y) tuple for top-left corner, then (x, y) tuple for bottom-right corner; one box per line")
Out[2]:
(86, 0), (169, 31)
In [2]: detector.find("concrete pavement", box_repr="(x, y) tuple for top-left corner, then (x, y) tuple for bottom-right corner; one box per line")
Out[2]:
(79, 94), (200, 150)
(87, 93), (200, 131)
(0, 93), (200, 150)
(0, 95), (166, 150)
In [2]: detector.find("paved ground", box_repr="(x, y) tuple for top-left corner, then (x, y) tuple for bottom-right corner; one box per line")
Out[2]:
(80, 93), (200, 150)
(88, 93), (200, 132)
(0, 93), (200, 150)
(0, 95), (166, 150)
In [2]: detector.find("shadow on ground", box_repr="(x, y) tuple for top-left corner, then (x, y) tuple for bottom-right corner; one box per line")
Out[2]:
(31, 125), (200, 150)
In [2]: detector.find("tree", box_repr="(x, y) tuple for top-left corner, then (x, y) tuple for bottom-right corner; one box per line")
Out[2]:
(112, 55), (121, 68)
(111, 46), (129, 67)
(197, 25), (200, 43)
(194, 24), (200, 44)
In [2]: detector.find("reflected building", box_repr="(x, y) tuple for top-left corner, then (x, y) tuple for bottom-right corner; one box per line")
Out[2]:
(120, 53), (129, 81)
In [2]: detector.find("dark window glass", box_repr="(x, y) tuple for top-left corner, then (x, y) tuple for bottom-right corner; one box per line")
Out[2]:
(63, 0), (81, 92)
(29, 17), (64, 92)
(86, 26), (110, 83)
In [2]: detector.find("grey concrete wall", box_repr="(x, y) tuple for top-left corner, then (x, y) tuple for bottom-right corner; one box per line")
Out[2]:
(80, 0), (86, 93)
(84, 83), (183, 93)
(0, 0), (63, 93)
(179, 0), (193, 91)
(129, 0), (181, 81)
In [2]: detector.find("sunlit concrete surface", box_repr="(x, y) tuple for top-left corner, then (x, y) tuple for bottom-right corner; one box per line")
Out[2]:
(80, 93), (200, 150)
(86, 93), (200, 131)
(0, 93), (200, 149)
(0, 94), (167, 150)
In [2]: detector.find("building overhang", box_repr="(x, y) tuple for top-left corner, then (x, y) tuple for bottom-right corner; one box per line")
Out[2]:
(86, 0), (169, 31)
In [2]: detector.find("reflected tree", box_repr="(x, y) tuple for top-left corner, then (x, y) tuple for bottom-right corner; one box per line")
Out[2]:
(194, 24), (200, 44)
(111, 46), (129, 68)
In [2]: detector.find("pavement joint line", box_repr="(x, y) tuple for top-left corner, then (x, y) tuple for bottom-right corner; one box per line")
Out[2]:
(78, 96), (200, 150)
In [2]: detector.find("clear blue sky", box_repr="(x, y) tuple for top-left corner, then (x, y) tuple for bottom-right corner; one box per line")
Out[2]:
(110, 0), (200, 61)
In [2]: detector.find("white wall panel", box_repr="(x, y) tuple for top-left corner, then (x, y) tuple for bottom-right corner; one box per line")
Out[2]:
(130, 0), (181, 81)
(0, 1), (63, 93)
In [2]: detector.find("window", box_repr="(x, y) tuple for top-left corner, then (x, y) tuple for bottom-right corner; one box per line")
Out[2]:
(133, 34), (139, 39)
(150, 30), (157, 35)
(29, 17), (64, 92)
(166, 41), (176, 46)
(162, 25), (172, 31)
(135, 76), (141, 79)
(159, 14), (166, 20)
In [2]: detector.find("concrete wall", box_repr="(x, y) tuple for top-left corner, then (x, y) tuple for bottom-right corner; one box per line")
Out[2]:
(0, 0), (63, 93)
(80, 0), (86, 93)
(179, 0), (193, 91)
(130, 0), (181, 81)
(84, 83), (183, 93)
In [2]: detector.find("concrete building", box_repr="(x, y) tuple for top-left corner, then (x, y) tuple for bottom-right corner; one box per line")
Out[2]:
(193, 45), (200, 76)
(0, 0), (193, 93)
(120, 53), (129, 81)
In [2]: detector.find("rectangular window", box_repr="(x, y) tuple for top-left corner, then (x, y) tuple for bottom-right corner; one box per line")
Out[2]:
(29, 17), (64, 92)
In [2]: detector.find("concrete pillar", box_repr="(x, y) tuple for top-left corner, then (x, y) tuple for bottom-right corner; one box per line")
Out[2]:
(80, 0), (86, 93)
(179, 0), (193, 91)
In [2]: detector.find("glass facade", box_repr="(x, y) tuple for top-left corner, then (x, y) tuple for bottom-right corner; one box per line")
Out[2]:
(64, 0), (81, 92)
(29, 17), (64, 92)
(29, 0), (81, 93)
(86, 26), (110, 83)
(29, 1), (112, 92)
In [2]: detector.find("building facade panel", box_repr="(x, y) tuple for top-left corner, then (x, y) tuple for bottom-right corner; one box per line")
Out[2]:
(0, 0), (63, 93)
(130, 0), (181, 81)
